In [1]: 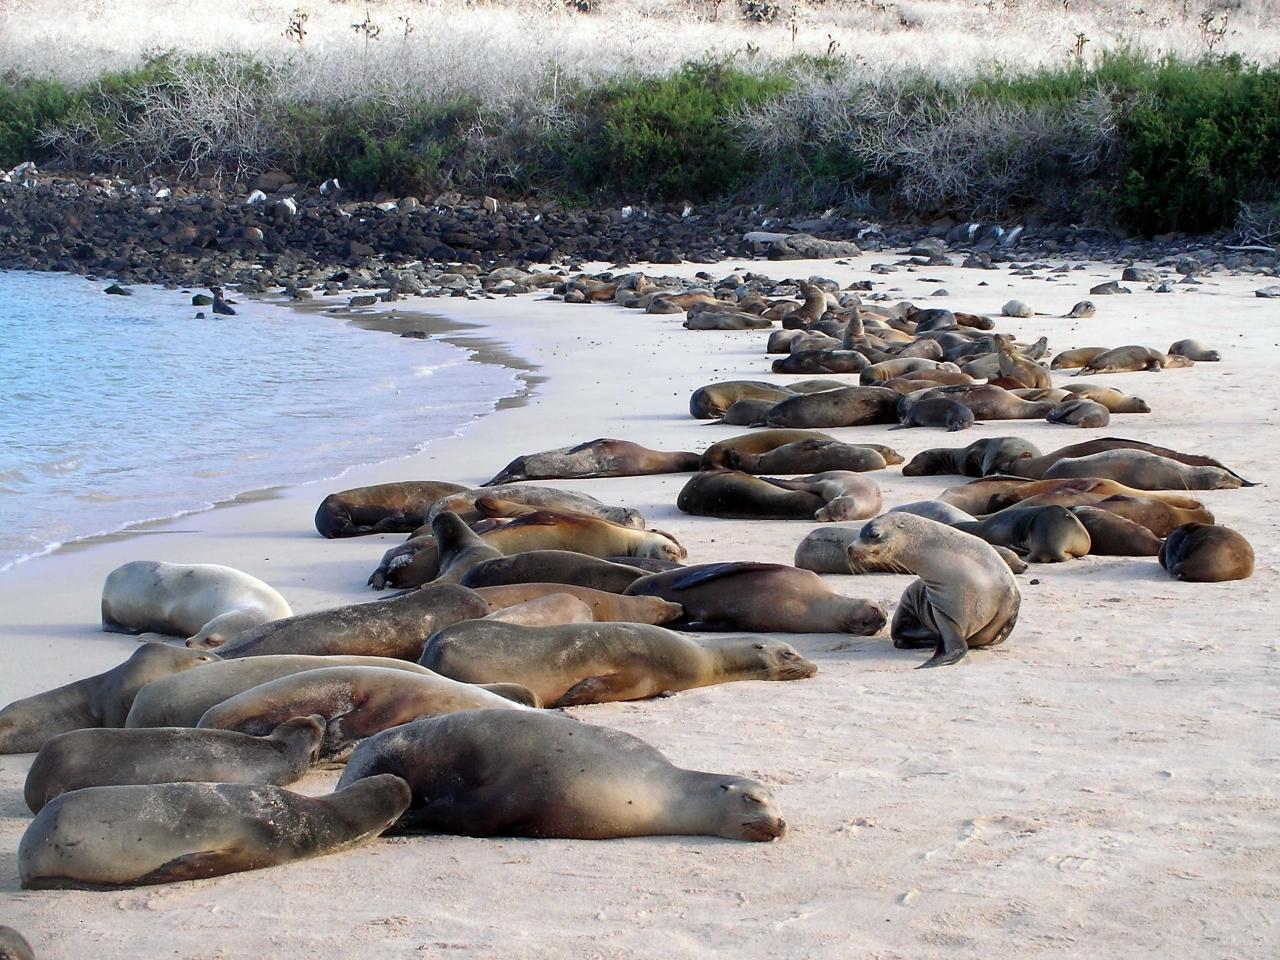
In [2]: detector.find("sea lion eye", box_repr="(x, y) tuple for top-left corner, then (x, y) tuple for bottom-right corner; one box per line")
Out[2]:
(744, 795), (763, 805)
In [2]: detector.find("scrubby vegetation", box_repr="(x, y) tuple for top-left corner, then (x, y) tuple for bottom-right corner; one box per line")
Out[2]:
(2, 1), (1279, 234)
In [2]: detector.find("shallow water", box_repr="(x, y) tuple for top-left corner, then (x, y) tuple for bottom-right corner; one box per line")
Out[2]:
(0, 272), (520, 569)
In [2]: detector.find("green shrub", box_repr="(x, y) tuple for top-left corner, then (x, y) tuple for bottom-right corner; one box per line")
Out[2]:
(0, 75), (76, 167)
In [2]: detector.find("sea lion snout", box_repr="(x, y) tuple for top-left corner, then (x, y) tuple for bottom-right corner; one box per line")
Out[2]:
(846, 602), (889, 636)
(740, 816), (787, 841)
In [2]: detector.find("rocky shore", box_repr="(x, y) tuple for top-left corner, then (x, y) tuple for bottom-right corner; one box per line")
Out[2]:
(2, 168), (1277, 296)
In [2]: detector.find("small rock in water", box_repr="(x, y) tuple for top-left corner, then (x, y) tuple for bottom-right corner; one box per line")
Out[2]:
(191, 294), (213, 306)
(104, 283), (131, 296)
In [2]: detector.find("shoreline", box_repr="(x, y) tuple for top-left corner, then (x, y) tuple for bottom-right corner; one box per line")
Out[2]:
(1, 252), (1277, 959)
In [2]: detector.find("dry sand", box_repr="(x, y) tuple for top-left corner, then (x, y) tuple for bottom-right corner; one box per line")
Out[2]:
(1, 253), (1277, 959)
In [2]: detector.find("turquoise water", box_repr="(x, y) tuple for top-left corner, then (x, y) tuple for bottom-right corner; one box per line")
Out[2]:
(0, 272), (519, 569)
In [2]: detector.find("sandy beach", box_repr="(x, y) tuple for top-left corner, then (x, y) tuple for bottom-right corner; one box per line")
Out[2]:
(1, 253), (1277, 959)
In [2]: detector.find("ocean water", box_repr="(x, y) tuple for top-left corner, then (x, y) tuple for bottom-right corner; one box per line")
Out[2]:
(0, 272), (521, 570)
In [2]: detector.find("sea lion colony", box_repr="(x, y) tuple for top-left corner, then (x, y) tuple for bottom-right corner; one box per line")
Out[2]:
(0, 266), (1258, 905)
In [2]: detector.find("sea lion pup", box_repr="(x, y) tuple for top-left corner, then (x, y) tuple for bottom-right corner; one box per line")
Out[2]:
(785, 282), (830, 328)
(763, 472), (883, 522)
(1087, 495), (1214, 538)
(953, 505), (1092, 563)
(730, 439), (890, 475)
(197, 666), (534, 760)
(1047, 398), (1110, 428)
(420, 621), (816, 707)
(900, 384), (1057, 421)
(1069, 507), (1163, 556)
(689, 380), (795, 419)
(678, 470), (824, 520)
(1064, 300), (1096, 318)
(718, 397), (778, 426)
(461, 551), (651, 593)
(902, 436), (1041, 478)
(1074, 345), (1181, 375)
(339, 710), (786, 841)
(0, 644), (217, 754)
(1051, 347), (1108, 370)
(468, 506), (687, 562)
(204, 583), (491, 660)
(771, 349), (868, 374)
(313, 480), (468, 538)
(624, 563), (887, 635)
(893, 397), (975, 432)
(484, 439), (700, 485)
(473, 584), (683, 624)
(479, 593), (595, 627)
(1061, 384), (1151, 413)
(428, 485), (644, 529)
(1159, 523), (1254, 582)
(125, 655), (467, 728)
(846, 515), (1020, 668)
(995, 335), (1052, 389)
(24, 716), (325, 813)
(101, 560), (292, 648)
(766, 385), (902, 429)
(1004, 437), (1252, 484)
(1168, 339), (1221, 361)
(0, 928), (33, 960)
(1043, 450), (1245, 490)
(18, 775), (411, 890)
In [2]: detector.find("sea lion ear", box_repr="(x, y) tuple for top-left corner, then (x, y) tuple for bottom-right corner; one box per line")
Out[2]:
(753, 642), (766, 650)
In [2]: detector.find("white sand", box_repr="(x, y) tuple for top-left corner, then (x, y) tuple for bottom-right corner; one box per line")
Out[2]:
(1, 253), (1277, 958)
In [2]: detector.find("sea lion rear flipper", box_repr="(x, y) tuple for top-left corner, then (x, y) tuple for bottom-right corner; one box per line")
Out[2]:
(552, 674), (631, 707)
(917, 616), (969, 669)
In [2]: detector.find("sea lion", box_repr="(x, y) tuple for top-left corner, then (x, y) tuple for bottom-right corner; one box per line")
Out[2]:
(902, 437), (1041, 478)
(890, 501), (977, 524)
(125, 655), (467, 729)
(101, 561), (292, 647)
(1064, 301), (1096, 319)
(718, 397), (778, 426)
(484, 439), (700, 485)
(861, 358), (959, 384)
(23, 717), (325, 813)
(1043, 450), (1244, 490)
(1069, 507), (1163, 555)
(1074, 345), (1181, 375)
(846, 514), (1020, 667)
(420, 621), (816, 706)
(1050, 347), (1107, 370)
(1168, 339), (1220, 361)
(427, 485), (644, 529)
(460, 551), (650, 593)
(0, 928), (33, 960)
(954, 505), (1092, 563)
(1046, 398), (1110, 428)
(701, 428), (836, 468)
(431, 512), (506, 583)
(467, 508), (686, 562)
(678, 470), (824, 520)
(723, 439), (896, 475)
(1085, 495), (1214, 538)
(18, 775), (411, 890)
(793, 526), (861, 574)
(1060, 384), (1151, 413)
(763, 472), (883, 522)
(690, 381), (794, 419)
(197, 666), (534, 759)
(765, 386), (901, 429)
(0, 643), (217, 754)
(1006, 438), (1252, 484)
(194, 583), (490, 660)
(683, 310), (772, 330)
(473, 584), (682, 623)
(339, 710), (786, 841)
(625, 563), (886, 635)
(1159, 523), (1254, 582)
(900, 384), (1056, 421)
(979, 477), (1205, 512)
(995, 335), (1052, 389)
(771, 350), (868, 374)
(313, 481), (468, 538)
(893, 397), (975, 431)
(479, 593), (595, 626)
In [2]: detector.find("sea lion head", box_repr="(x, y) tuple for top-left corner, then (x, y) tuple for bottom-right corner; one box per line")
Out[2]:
(838, 598), (889, 636)
(639, 529), (687, 562)
(846, 514), (918, 572)
(751, 640), (818, 681)
(712, 777), (787, 842)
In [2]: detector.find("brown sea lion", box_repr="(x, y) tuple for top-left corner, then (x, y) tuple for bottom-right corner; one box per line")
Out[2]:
(995, 335), (1052, 389)
(197, 666), (533, 759)
(1043, 450), (1245, 490)
(954, 505), (1092, 563)
(981, 478), (1206, 512)
(0, 928), (33, 960)
(893, 397), (975, 431)
(861, 358), (959, 383)
(0, 644), (217, 754)
(23, 717), (325, 813)
(1075, 345), (1182, 375)
(195, 583), (490, 660)
(900, 384), (1056, 421)
(314, 481), (468, 538)
(730, 438), (891, 474)
(690, 381), (794, 419)
(479, 593), (595, 627)
(460, 551), (651, 593)
(1046, 398), (1110, 428)
(338, 710), (786, 841)
(902, 437), (1041, 478)
(101, 561), (292, 648)
(473, 584), (683, 624)
(625, 563), (887, 635)
(484, 439), (699, 485)
(717, 397), (778, 426)
(19, 776), (412, 889)
(677, 470), (824, 520)
(846, 514), (1020, 667)
(763, 472), (883, 522)
(683, 310), (772, 330)
(431, 512), (506, 584)
(428, 485), (644, 529)
(420, 621), (816, 706)
(1167, 339), (1220, 361)
(701, 429), (835, 468)
(467, 509), (686, 562)
(1084, 496), (1215, 538)
(1005, 438), (1252, 484)
(771, 350), (868, 374)
(765, 385), (901, 429)
(1060, 384), (1151, 413)
(1050, 347), (1107, 370)
(1159, 523), (1254, 582)
(1069, 507), (1163, 555)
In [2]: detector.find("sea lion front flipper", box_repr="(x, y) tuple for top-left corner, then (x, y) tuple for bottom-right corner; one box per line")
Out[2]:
(664, 562), (773, 591)
(140, 849), (244, 885)
(917, 615), (969, 669)
(552, 674), (632, 707)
